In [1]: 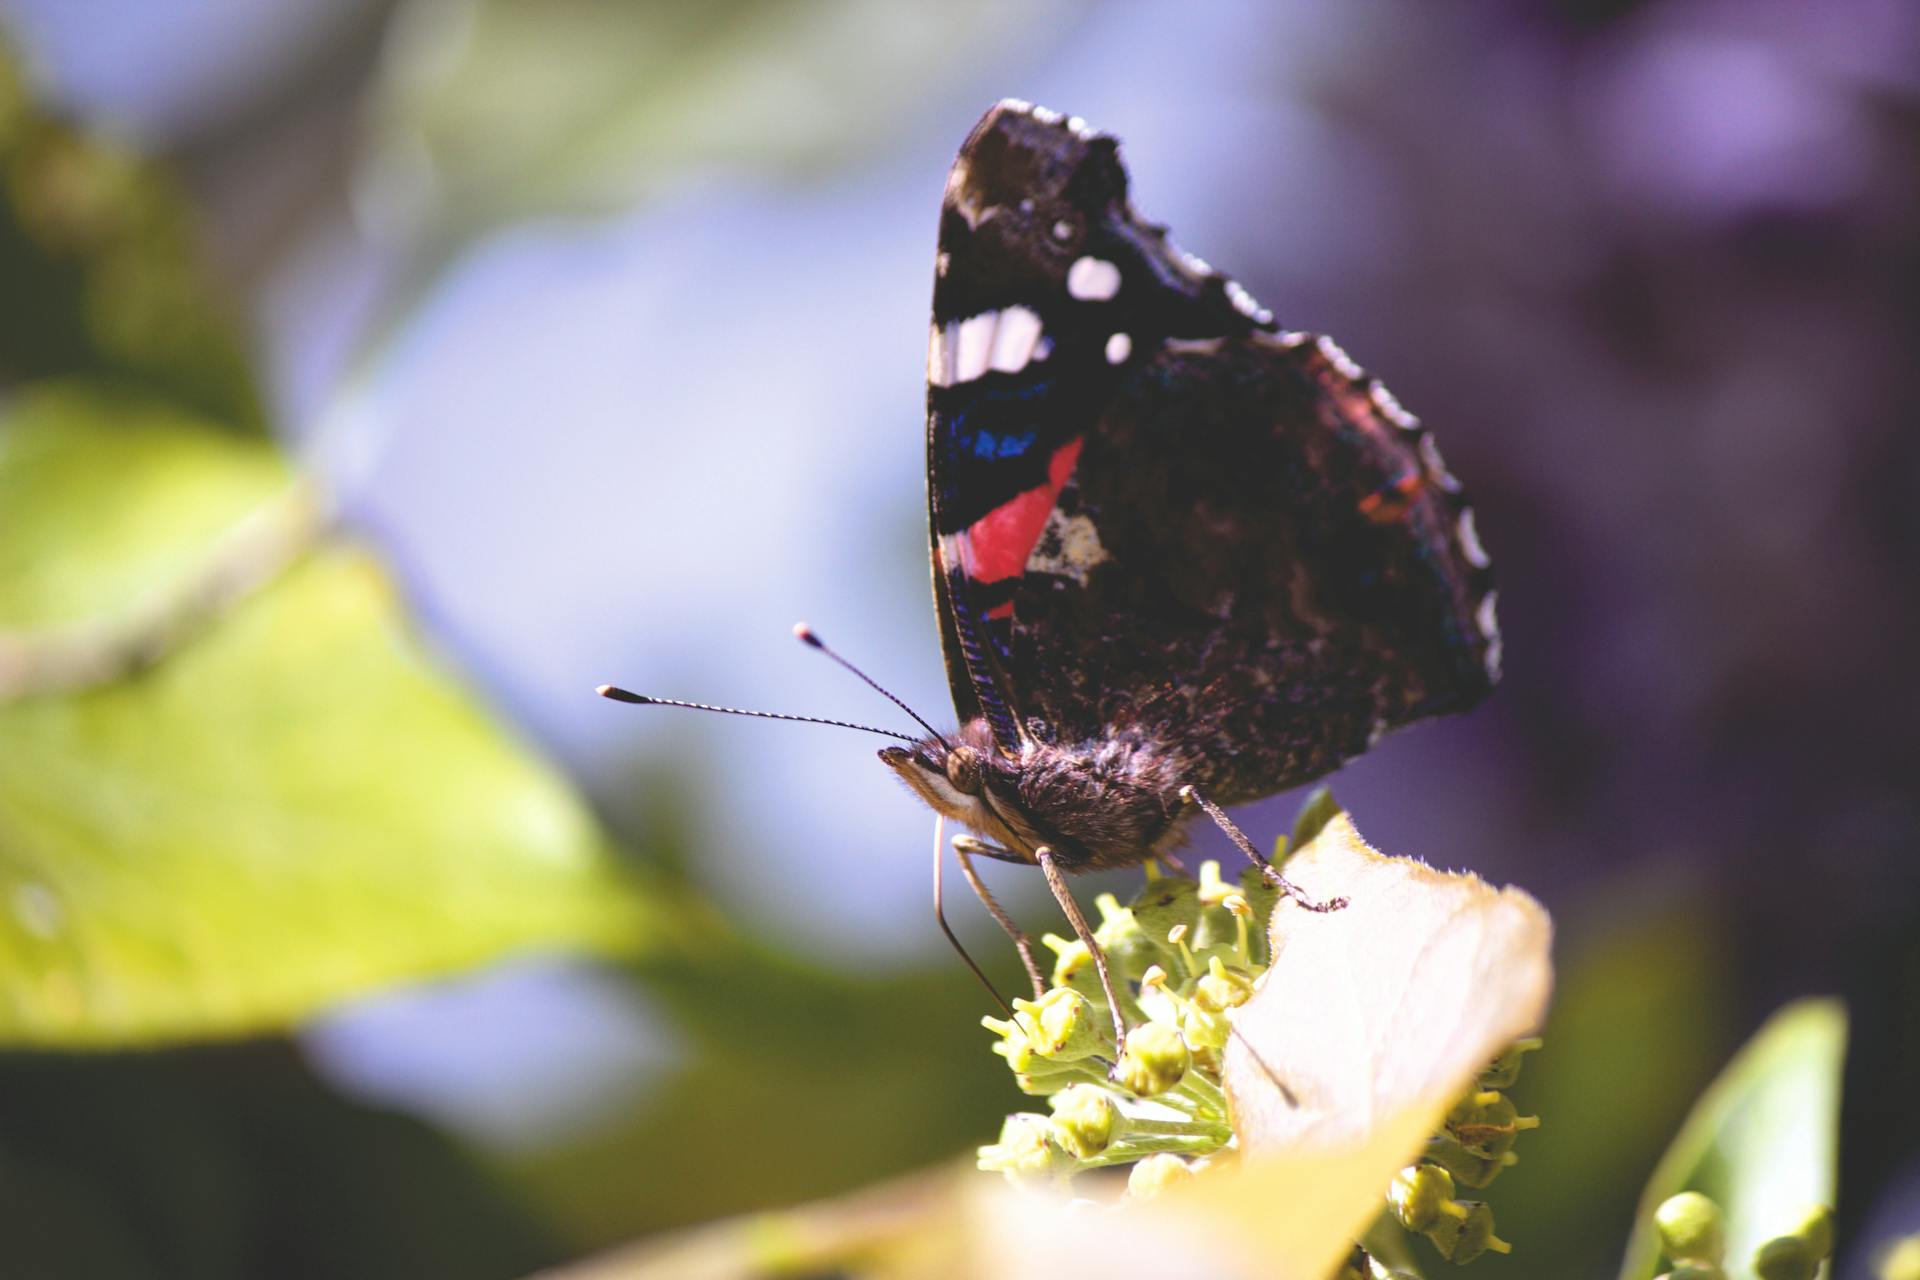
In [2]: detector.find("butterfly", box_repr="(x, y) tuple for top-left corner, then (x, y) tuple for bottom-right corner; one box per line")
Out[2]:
(872, 100), (1500, 1029)
(603, 100), (1499, 1050)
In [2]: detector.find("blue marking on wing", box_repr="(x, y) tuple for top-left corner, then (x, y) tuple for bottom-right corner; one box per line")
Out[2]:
(971, 429), (1038, 460)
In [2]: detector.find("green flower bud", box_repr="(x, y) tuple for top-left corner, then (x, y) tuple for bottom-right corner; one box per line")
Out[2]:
(1048, 1084), (1116, 1159)
(1115, 1021), (1190, 1096)
(978, 1113), (1075, 1183)
(1445, 1088), (1538, 1157)
(1388, 1163), (1455, 1231)
(1425, 1132), (1516, 1188)
(1043, 933), (1101, 1001)
(1791, 1204), (1834, 1261)
(1654, 1265), (1726, 1280)
(1126, 1152), (1194, 1200)
(1193, 955), (1254, 1012)
(1092, 892), (1163, 980)
(1022, 987), (1105, 1061)
(1179, 1000), (1233, 1053)
(1655, 1191), (1727, 1264)
(1479, 1038), (1542, 1089)
(1752, 1235), (1816, 1280)
(1423, 1199), (1509, 1265)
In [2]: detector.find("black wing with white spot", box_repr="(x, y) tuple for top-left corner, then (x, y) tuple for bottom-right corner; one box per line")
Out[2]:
(926, 101), (1497, 793)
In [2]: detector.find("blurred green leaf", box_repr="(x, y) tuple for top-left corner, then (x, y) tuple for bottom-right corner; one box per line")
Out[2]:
(0, 384), (288, 632)
(364, 0), (1076, 240)
(1618, 999), (1847, 1280)
(0, 392), (664, 1045)
(0, 1040), (560, 1279)
(513, 934), (1012, 1249)
(0, 36), (263, 430)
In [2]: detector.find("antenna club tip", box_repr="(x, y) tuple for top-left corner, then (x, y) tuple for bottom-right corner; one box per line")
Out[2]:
(793, 622), (822, 647)
(597, 684), (648, 704)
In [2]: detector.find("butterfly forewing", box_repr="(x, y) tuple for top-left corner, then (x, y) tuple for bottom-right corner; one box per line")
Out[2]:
(925, 100), (1498, 799)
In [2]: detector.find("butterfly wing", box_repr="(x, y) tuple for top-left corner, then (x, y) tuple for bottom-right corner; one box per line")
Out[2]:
(926, 102), (1497, 800)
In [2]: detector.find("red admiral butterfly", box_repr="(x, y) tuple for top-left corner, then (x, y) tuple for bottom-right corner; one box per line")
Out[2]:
(604, 100), (1499, 1051)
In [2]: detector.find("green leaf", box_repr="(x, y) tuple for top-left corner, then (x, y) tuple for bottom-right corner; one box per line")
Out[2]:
(0, 384), (289, 633)
(1286, 785), (1342, 859)
(364, 0), (1079, 239)
(1618, 999), (1847, 1280)
(0, 389), (662, 1044)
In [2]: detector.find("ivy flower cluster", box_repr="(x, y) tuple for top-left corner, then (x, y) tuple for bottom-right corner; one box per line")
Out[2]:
(976, 841), (1544, 1272)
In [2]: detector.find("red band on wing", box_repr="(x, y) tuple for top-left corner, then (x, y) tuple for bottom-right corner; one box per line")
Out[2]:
(960, 437), (1084, 584)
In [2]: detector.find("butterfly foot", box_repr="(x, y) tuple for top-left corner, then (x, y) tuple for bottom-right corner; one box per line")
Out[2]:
(1263, 865), (1347, 914)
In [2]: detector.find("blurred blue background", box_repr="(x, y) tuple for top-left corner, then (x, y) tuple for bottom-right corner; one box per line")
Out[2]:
(1, 0), (1916, 1275)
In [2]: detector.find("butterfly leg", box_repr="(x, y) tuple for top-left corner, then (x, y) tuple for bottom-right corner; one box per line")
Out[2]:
(950, 838), (1047, 1000)
(950, 833), (1032, 865)
(1035, 846), (1131, 1057)
(1179, 785), (1348, 913)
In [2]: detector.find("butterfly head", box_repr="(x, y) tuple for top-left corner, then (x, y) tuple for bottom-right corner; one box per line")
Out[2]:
(878, 722), (1037, 851)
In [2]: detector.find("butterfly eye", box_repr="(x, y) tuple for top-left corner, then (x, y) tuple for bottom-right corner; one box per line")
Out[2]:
(945, 745), (985, 795)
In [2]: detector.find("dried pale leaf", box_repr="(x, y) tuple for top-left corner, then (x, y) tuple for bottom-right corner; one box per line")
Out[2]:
(973, 1104), (1442, 1280)
(1224, 813), (1553, 1154)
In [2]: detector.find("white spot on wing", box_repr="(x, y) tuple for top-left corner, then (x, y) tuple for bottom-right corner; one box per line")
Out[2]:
(938, 532), (973, 576)
(1028, 509), (1111, 586)
(1370, 380), (1420, 430)
(1067, 256), (1122, 301)
(1316, 334), (1364, 381)
(955, 311), (998, 383)
(927, 324), (953, 387)
(989, 305), (1043, 375)
(1032, 105), (1062, 125)
(1458, 509), (1491, 569)
(1477, 592), (1503, 680)
(1105, 332), (1132, 364)
(1225, 279), (1273, 324)
(935, 251), (950, 278)
(1277, 330), (1309, 348)
(1419, 433), (1462, 492)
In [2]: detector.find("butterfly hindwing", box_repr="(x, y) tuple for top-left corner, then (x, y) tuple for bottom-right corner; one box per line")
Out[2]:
(926, 100), (1498, 795)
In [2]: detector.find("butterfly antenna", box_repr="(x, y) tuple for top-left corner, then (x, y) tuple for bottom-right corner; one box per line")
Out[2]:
(792, 623), (951, 750)
(595, 686), (915, 742)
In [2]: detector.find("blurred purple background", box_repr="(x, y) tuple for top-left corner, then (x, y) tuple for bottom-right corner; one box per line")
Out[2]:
(4, 0), (1916, 1270)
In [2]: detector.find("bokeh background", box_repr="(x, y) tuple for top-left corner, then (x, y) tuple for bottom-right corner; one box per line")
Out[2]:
(0, 1), (1915, 1276)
